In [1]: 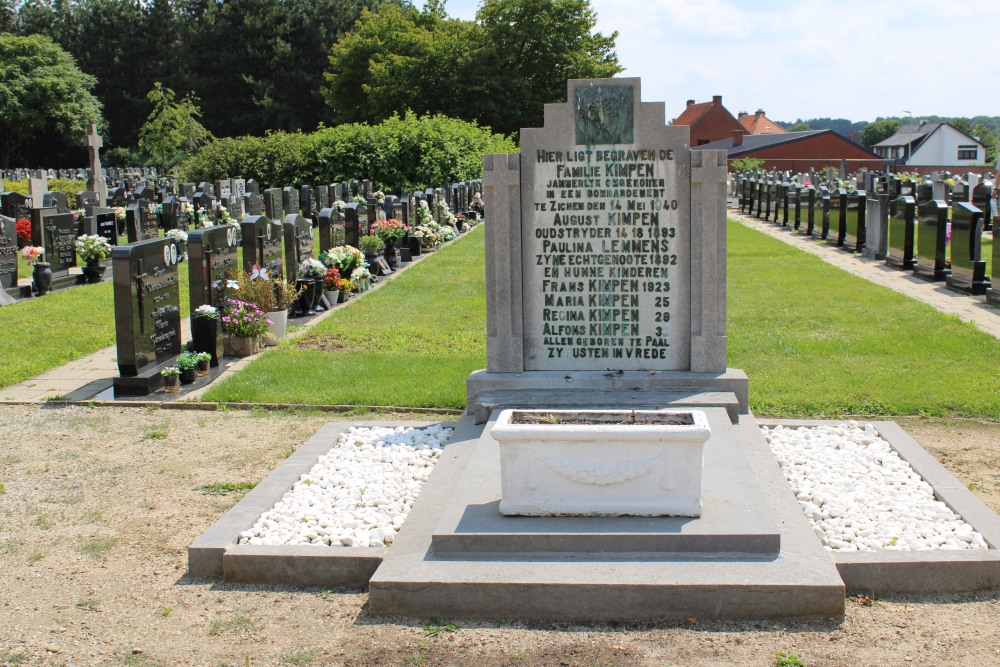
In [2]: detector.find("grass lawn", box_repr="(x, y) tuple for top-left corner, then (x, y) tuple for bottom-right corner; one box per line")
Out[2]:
(203, 228), (487, 408)
(0, 247), (194, 389)
(204, 220), (1000, 418)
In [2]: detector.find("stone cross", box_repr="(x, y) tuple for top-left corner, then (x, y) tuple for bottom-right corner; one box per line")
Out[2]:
(85, 123), (108, 204)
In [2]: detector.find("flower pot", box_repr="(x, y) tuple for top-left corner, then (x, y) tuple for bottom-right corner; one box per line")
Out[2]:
(163, 375), (180, 393)
(223, 335), (260, 357)
(310, 277), (325, 312)
(81, 261), (107, 284)
(264, 309), (288, 347)
(383, 242), (398, 270)
(195, 359), (210, 377)
(32, 262), (52, 296)
(338, 290), (350, 303)
(294, 279), (313, 317)
(191, 317), (223, 366)
(408, 237), (422, 257)
(490, 409), (712, 517)
(179, 368), (197, 385)
(324, 290), (340, 306)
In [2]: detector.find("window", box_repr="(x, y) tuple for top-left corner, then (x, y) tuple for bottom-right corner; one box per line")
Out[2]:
(697, 139), (710, 146)
(957, 145), (978, 160)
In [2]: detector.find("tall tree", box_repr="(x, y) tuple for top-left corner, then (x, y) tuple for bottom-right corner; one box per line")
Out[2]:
(0, 33), (103, 167)
(138, 82), (212, 169)
(860, 119), (900, 148)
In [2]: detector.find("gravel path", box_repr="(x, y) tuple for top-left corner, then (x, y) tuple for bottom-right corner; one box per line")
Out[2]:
(1, 405), (999, 666)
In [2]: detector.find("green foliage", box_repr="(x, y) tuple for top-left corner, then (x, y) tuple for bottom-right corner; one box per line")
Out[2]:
(787, 121), (812, 132)
(972, 123), (998, 165)
(180, 112), (517, 191)
(138, 82), (212, 169)
(773, 652), (806, 667)
(0, 33), (103, 168)
(323, 0), (620, 136)
(730, 158), (765, 172)
(860, 119), (900, 148)
(104, 146), (150, 168)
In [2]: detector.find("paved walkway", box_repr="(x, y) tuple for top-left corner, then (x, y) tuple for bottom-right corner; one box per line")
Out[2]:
(730, 208), (1000, 339)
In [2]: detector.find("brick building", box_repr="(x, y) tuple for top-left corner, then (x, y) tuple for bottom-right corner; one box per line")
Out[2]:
(697, 129), (883, 172)
(738, 110), (787, 135)
(671, 95), (745, 146)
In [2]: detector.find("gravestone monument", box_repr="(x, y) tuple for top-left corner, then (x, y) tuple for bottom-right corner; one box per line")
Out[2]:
(886, 195), (917, 270)
(126, 200), (159, 243)
(0, 215), (17, 289)
(913, 199), (950, 281)
(369, 78), (843, 624)
(317, 207), (345, 252)
(188, 224), (240, 318)
(112, 237), (181, 396)
(240, 215), (283, 277)
(282, 214), (314, 280)
(945, 202), (989, 295)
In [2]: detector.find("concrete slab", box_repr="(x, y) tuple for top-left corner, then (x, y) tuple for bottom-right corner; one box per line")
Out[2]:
(368, 410), (845, 622)
(430, 409), (779, 555)
(759, 419), (1000, 594)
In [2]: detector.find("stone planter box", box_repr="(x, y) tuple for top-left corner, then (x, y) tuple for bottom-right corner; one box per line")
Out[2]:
(490, 409), (711, 517)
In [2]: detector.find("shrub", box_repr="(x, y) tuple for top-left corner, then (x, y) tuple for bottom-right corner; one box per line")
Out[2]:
(179, 112), (517, 192)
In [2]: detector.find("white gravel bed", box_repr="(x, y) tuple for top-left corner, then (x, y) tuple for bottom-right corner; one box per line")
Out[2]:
(763, 422), (988, 552)
(238, 424), (452, 548)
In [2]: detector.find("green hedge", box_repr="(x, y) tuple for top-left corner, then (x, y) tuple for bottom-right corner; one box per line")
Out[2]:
(179, 112), (518, 192)
(2, 178), (87, 200)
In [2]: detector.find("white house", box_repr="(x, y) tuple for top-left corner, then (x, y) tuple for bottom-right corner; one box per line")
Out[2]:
(873, 121), (986, 167)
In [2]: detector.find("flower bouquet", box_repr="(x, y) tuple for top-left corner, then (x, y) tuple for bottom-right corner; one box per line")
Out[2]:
(21, 245), (45, 265)
(16, 218), (31, 244)
(318, 245), (365, 277)
(221, 298), (271, 356)
(370, 218), (408, 245)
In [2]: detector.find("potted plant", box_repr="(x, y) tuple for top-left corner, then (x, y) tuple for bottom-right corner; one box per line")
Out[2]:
(161, 366), (180, 393)
(350, 266), (373, 292)
(322, 267), (342, 305)
(21, 245), (50, 295)
(220, 298), (271, 357)
(318, 245), (365, 279)
(15, 218), (31, 249)
(166, 228), (188, 262)
(195, 351), (212, 376)
(176, 351), (200, 385)
(358, 233), (384, 267)
(191, 304), (223, 365)
(74, 234), (113, 283)
(370, 218), (408, 270)
(335, 277), (356, 303)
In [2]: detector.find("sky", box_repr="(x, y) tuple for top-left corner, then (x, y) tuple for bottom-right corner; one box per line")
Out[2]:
(440, 0), (1000, 124)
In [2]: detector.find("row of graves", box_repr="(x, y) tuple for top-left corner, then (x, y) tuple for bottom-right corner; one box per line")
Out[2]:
(734, 168), (999, 303)
(108, 176), (484, 398)
(0, 164), (484, 298)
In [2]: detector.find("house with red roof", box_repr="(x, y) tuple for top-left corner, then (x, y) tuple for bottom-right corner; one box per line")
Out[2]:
(671, 95), (745, 146)
(738, 110), (787, 135)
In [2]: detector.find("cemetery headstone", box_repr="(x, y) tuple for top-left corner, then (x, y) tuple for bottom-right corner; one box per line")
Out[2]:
(28, 171), (48, 207)
(317, 185), (330, 211)
(317, 207), (345, 253)
(283, 214), (314, 281)
(300, 185), (315, 221)
(112, 237), (181, 395)
(107, 187), (126, 208)
(885, 195), (917, 270)
(77, 191), (100, 210)
(244, 191), (263, 216)
(93, 210), (118, 246)
(826, 188), (847, 247)
(1, 192), (30, 221)
(42, 191), (71, 215)
(245, 180), (259, 196)
(343, 203), (367, 248)
(972, 182), (993, 231)
(842, 188), (866, 253)
(913, 199), (950, 281)
(264, 188), (283, 220)
(240, 215), (283, 277)
(126, 200), (159, 243)
(282, 187), (300, 216)
(0, 215), (17, 289)
(160, 195), (190, 232)
(188, 224), (240, 318)
(945, 202), (989, 295)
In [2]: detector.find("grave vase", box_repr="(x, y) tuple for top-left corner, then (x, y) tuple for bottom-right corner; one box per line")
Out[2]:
(310, 277), (325, 312)
(294, 279), (313, 316)
(81, 261), (107, 284)
(264, 309), (287, 347)
(383, 242), (398, 270)
(223, 335), (260, 357)
(163, 375), (180, 393)
(338, 289), (350, 303)
(179, 368), (197, 385)
(195, 358), (210, 377)
(323, 290), (340, 306)
(191, 316), (223, 366)
(32, 262), (52, 296)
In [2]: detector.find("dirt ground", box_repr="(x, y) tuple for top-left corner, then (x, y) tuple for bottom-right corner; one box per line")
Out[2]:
(1, 404), (999, 667)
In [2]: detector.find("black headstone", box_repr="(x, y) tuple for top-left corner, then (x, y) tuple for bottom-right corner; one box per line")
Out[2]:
(160, 195), (190, 232)
(913, 199), (950, 281)
(343, 203), (367, 248)
(42, 191), (71, 214)
(240, 215), (283, 278)
(245, 179), (259, 196)
(282, 187), (300, 216)
(843, 190), (866, 253)
(77, 191), (100, 210)
(107, 187), (126, 207)
(0, 215), (17, 289)
(244, 192), (263, 216)
(1, 192), (30, 220)
(316, 185), (330, 211)
(126, 200), (159, 243)
(188, 224), (240, 315)
(945, 202), (989, 295)
(94, 210), (118, 246)
(886, 195), (916, 270)
(264, 188), (283, 220)
(972, 182), (993, 231)
(317, 208), (345, 253)
(300, 185), (315, 220)
(283, 214), (314, 280)
(112, 237), (181, 391)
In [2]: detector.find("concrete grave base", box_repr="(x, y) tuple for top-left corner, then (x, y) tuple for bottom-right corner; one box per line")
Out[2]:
(188, 414), (1000, 621)
(368, 409), (847, 621)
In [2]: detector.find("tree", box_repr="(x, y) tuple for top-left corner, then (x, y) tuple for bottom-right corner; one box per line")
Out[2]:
(323, 0), (621, 135)
(860, 119), (900, 149)
(787, 121), (811, 132)
(972, 123), (998, 165)
(138, 82), (212, 169)
(0, 33), (102, 168)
